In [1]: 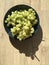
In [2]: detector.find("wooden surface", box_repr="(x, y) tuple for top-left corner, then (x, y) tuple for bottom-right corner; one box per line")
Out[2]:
(0, 0), (49, 65)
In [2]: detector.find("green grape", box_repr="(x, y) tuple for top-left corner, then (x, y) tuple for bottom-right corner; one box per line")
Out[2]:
(32, 10), (35, 13)
(11, 28), (15, 33)
(13, 27), (16, 31)
(16, 19), (21, 24)
(8, 15), (11, 18)
(35, 19), (38, 23)
(33, 12), (36, 15)
(12, 11), (14, 14)
(11, 13), (16, 18)
(24, 19), (27, 22)
(22, 30), (26, 36)
(14, 11), (17, 14)
(19, 15), (23, 18)
(32, 19), (38, 26)
(5, 20), (8, 23)
(23, 26), (29, 30)
(6, 18), (10, 21)
(12, 32), (16, 36)
(28, 9), (33, 13)
(16, 28), (20, 31)
(30, 27), (34, 33)
(27, 16), (30, 20)
(27, 20), (31, 26)
(18, 11), (22, 15)
(19, 38), (22, 41)
(11, 27), (17, 36)
(23, 22), (26, 25)
(17, 32), (23, 40)
(30, 16), (35, 20)
(23, 10), (29, 17)
(16, 14), (23, 19)
(16, 24), (21, 28)
(13, 18), (16, 22)
(17, 36), (19, 39)
(23, 12), (29, 17)
(11, 22), (15, 26)
(7, 22), (12, 26)
(27, 14), (36, 20)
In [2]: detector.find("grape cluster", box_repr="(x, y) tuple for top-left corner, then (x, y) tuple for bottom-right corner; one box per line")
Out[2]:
(5, 9), (38, 41)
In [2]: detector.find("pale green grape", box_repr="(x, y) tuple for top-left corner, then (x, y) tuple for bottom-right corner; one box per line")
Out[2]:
(11, 22), (15, 26)
(16, 24), (21, 28)
(23, 26), (29, 30)
(16, 20), (21, 24)
(32, 19), (38, 26)
(11, 28), (15, 33)
(5, 20), (8, 23)
(6, 18), (10, 21)
(7, 22), (12, 26)
(28, 9), (33, 13)
(16, 28), (20, 31)
(22, 30), (26, 36)
(23, 10), (29, 17)
(13, 27), (16, 30)
(30, 27), (34, 33)
(8, 15), (11, 18)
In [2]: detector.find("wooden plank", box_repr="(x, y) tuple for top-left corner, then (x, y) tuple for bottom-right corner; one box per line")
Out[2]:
(31, 0), (40, 11)
(0, 0), (49, 65)
(14, 0), (30, 5)
(41, 0), (49, 11)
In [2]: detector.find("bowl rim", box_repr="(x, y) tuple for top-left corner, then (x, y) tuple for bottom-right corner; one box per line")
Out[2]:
(3, 4), (40, 38)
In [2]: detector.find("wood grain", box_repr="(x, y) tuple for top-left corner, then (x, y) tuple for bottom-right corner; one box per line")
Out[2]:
(0, 0), (49, 65)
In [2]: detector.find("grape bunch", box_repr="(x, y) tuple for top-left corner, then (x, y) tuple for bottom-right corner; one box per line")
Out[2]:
(5, 9), (38, 41)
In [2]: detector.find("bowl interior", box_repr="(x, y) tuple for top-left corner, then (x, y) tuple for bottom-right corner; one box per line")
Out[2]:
(4, 4), (39, 38)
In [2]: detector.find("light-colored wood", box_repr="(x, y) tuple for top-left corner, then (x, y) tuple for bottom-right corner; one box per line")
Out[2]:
(0, 0), (49, 65)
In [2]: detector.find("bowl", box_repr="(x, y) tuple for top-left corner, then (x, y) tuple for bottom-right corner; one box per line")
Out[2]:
(4, 4), (40, 39)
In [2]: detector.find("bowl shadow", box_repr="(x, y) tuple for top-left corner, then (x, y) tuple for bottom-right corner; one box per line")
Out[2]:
(9, 25), (43, 61)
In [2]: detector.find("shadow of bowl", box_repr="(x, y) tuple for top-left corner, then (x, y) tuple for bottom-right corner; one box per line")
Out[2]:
(9, 25), (43, 60)
(3, 4), (42, 61)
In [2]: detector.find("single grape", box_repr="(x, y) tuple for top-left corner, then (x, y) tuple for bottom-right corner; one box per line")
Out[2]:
(11, 28), (15, 33)
(5, 20), (8, 23)
(28, 9), (33, 13)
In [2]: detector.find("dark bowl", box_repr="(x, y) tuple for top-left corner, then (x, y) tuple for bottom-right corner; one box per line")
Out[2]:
(4, 4), (40, 39)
